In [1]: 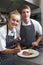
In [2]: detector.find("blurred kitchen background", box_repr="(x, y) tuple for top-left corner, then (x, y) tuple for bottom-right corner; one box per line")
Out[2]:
(0, 0), (43, 34)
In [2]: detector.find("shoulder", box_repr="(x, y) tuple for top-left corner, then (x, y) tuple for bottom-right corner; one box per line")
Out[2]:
(30, 18), (42, 27)
(0, 25), (6, 30)
(31, 19), (39, 24)
(31, 19), (42, 35)
(0, 25), (7, 35)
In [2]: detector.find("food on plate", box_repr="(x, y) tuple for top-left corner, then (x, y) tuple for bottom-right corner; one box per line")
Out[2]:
(28, 50), (33, 54)
(22, 50), (33, 56)
(22, 51), (29, 56)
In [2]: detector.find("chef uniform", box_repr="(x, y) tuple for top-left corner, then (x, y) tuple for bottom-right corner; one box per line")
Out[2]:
(20, 19), (42, 48)
(0, 25), (17, 65)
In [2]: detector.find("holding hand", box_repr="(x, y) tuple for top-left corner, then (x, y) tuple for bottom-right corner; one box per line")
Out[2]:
(32, 41), (38, 47)
(14, 47), (20, 53)
(16, 36), (21, 42)
(14, 36), (21, 43)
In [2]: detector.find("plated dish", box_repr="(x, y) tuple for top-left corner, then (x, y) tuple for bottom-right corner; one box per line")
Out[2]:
(17, 49), (39, 58)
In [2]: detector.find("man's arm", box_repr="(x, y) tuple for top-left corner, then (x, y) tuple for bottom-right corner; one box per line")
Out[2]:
(32, 35), (42, 46)
(36, 35), (42, 44)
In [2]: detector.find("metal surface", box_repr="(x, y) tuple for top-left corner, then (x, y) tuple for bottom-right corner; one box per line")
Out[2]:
(0, 0), (39, 12)
(14, 46), (43, 65)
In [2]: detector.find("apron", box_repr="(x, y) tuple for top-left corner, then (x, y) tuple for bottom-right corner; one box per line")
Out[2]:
(20, 20), (36, 48)
(0, 25), (16, 65)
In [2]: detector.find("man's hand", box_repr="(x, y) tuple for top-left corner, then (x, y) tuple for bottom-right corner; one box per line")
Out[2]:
(32, 41), (38, 47)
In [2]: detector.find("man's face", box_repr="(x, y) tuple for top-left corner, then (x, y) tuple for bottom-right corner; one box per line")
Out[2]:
(21, 9), (31, 24)
(8, 14), (20, 28)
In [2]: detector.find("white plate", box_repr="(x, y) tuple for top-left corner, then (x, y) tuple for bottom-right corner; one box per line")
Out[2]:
(17, 49), (39, 58)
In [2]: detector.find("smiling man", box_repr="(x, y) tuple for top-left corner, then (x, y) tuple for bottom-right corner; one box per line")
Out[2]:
(20, 5), (42, 49)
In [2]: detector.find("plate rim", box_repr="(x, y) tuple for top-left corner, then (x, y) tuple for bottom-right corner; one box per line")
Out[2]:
(17, 49), (39, 58)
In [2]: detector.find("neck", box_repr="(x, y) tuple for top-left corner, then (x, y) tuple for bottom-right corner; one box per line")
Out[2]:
(8, 24), (13, 31)
(23, 20), (29, 24)
(24, 21), (29, 24)
(23, 19), (30, 24)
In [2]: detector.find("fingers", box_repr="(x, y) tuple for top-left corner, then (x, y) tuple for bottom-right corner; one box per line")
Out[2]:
(14, 47), (20, 53)
(16, 36), (21, 41)
(32, 42), (38, 47)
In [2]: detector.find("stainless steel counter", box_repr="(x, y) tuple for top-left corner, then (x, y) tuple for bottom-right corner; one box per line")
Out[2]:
(13, 47), (43, 65)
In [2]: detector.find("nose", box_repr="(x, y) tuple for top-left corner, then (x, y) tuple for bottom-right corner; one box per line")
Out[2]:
(14, 21), (18, 25)
(25, 12), (28, 16)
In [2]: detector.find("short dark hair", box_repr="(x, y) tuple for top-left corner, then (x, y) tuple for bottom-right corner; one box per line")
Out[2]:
(20, 5), (31, 13)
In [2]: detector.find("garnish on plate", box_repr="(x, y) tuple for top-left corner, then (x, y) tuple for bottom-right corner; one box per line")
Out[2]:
(22, 50), (33, 56)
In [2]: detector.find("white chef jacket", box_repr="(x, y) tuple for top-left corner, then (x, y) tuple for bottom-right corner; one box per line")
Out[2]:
(21, 19), (42, 35)
(0, 25), (18, 51)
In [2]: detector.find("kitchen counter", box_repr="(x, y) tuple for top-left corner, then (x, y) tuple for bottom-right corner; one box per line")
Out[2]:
(13, 47), (43, 65)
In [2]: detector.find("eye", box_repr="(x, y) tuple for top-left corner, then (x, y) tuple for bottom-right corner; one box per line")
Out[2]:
(23, 12), (25, 14)
(12, 18), (19, 22)
(15, 19), (19, 22)
(16, 20), (18, 22)
(27, 11), (29, 13)
(12, 19), (15, 21)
